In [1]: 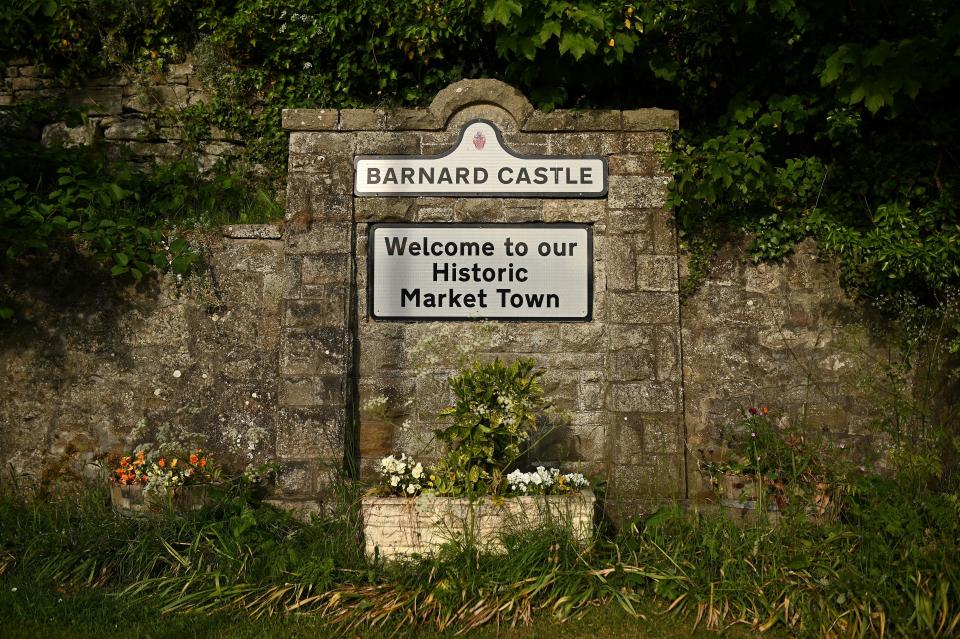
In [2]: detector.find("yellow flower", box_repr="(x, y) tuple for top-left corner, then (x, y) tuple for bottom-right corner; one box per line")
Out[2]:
(607, 38), (615, 47)
(624, 19), (632, 29)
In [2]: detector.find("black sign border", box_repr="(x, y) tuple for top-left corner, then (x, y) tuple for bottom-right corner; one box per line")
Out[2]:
(354, 119), (608, 198)
(367, 222), (594, 322)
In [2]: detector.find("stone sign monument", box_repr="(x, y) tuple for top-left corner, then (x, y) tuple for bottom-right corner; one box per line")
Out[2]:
(281, 78), (682, 517)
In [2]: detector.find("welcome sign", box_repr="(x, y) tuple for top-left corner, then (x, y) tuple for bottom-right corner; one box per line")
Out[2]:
(354, 120), (607, 197)
(368, 224), (592, 320)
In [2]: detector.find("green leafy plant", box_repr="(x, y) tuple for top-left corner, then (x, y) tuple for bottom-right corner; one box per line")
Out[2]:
(431, 358), (544, 496)
(698, 406), (841, 515)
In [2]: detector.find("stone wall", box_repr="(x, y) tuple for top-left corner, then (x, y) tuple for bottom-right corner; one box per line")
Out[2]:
(1, 56), (239, 170)
(681, 239), (893, 497)
(0, 225), (332, 512)
(0, 78), (900, 516)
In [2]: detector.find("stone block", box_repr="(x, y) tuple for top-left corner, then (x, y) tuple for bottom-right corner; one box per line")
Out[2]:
(354, 132), (422, 155)
(654, 326), (681, 382)
(216, 239), (284, 273)
(635, 255), (678, 292)
(285, 223), (351, 254)
(551, 132), (622, 156)
(301, 253), (351, 286)
(339, 109), (385, 130)
(605, 242), (637, 291)
(355, 197), (416, 222)
(10, 76), (47, 90)
(283, 289), (350, 328)
(122, 85), (188, 112)
(289, 131), (356, 156)
(577, 382), (604, 412)
(650, 209), (678, 255)
(621, 132), (672, 154)
(41, 121), (98, 148)
(383, 109), (442, 131)
(608, 153), (668, 176)
(124, 142), (182, 161)
(622, 108), (679, 131)
(279, 375), (345, 408)
(282, 108), (338, 131)
(523, 109), (622, 132)
(608, 382), (678, 413)
(606, 209), (654, 240)
(608, 291), (679, 324)
(276, 462), (315, 496)
(276, 407), (344, 459)
(608, 348), (656, 381)
(223, 224), (282, 240)
(167, 62), (193, 83)
(608, 175), (671, 209)
(280, 327), (348, 376)
(559, 322), (605, 351)
(541, 198), (607, 223)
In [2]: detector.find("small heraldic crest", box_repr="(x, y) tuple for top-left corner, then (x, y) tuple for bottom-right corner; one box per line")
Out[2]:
(473, 130), (486, 150)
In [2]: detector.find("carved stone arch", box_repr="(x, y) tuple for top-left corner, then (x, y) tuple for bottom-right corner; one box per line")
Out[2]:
(428, 79), (535, 131)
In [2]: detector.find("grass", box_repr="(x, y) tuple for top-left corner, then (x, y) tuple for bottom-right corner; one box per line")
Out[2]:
(1, 474), (958, 638)
(0, 573), (749, 639)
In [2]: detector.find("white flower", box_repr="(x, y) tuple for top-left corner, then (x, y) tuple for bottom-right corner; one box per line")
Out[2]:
(302, 61), (313, 70)
(406, 483), (416, 494)
(390, 476), (400, 487)
(412, 463), (423, 479)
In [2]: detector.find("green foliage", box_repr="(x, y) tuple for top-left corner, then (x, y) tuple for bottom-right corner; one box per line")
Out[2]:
(0, 101), (282, 317)
(2, 468), (959, 637)
(3, 0), (958, 331)
(432, 358), (544, 496)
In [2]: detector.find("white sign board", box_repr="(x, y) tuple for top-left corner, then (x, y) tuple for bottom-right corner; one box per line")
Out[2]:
(355, 120), (607, 198)
(369, 224), (592, 320)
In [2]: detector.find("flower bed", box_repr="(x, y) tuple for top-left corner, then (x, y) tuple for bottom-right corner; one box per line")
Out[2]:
(362, 490), (595, 560)
(108, 448), (217, 514)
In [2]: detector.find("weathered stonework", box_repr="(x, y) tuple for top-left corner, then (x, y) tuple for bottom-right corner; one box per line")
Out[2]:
(681, 239), (894, 498)
(277, 80), (685, 519)
(362, 491), (595, 560)
(0, 78), (899, 519)
(2, 55), (224, 169)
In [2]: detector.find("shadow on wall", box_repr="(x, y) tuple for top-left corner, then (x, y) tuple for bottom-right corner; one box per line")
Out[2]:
(0, 232), (285, 493)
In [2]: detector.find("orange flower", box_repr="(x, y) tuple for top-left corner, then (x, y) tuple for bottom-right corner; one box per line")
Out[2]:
(120, 457), (130, 467)
(189, 453), (199, 465)
(158, 458), (166, 468)
(199, 458), (206, 468)
(762, 406), (769, 415)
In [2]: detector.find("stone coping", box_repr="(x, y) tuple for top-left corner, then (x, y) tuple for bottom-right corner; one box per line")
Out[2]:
(283, 107), (678, 132)
(222, 224), (282, 239)
(282, 79), (677, 133)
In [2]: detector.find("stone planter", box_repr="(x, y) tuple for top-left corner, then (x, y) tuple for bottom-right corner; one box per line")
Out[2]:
(110, 482), (211, 514)
(362, 490), (595, 560)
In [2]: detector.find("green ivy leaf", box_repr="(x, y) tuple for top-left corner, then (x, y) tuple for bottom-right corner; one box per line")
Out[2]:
(482, 0), (521, 26)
